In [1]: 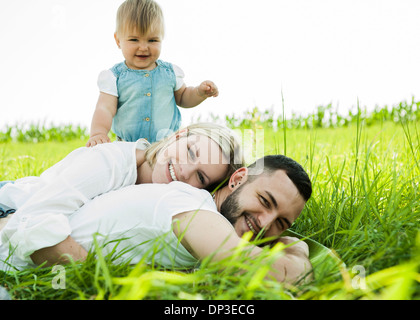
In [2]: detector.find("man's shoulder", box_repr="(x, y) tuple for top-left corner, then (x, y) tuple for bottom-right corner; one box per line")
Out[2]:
(167, 181), (211, 195)
(166, 182), (214, 204)
(151, 182), (218, 216)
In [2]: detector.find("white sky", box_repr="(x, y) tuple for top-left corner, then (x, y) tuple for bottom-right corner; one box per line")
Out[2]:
(1, 0), (420, 129)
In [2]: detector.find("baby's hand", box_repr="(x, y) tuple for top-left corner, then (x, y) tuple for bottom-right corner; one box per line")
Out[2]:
(197, 80), (219, 98)
(86, 133), (111, 147)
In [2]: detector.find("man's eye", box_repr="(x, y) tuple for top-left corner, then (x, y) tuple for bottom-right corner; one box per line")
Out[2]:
(277, 218), (285, 230)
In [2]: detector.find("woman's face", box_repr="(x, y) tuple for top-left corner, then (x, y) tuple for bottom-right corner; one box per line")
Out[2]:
(152, 134), (229, 189)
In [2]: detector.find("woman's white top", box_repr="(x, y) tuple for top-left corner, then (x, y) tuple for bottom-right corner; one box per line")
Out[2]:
(0, 140), (149, 264)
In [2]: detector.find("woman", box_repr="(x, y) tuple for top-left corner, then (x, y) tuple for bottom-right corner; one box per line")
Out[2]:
(0, 122), (243, 264)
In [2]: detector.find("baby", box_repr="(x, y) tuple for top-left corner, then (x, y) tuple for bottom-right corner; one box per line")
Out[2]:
(87, 0), (218, 146)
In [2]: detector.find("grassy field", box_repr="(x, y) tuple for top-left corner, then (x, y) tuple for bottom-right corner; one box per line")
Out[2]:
(0, 114), (419, 300)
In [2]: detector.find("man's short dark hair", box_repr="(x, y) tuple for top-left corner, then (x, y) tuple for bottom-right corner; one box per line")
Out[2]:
(247, 155), (312, 201)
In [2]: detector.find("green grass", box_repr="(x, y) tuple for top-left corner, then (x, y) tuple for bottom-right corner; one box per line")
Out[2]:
(0, 118), (419, 300)
(0, 140), (86, 180)
(260, 120), (420, 299)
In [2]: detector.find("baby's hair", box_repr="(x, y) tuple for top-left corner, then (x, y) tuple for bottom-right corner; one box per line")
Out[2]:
(145, 123), (245, 191)
(116, 0), (165, 37)
(247, 155), (312, 202)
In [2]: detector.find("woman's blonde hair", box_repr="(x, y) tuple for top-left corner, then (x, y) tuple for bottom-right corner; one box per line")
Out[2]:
(145, 123), (244, 191)
(116, 0), (165, 37)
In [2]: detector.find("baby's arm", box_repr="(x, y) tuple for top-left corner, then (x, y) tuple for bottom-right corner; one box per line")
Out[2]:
(86, 92), (118, 147)
(174, 80), (219, 108)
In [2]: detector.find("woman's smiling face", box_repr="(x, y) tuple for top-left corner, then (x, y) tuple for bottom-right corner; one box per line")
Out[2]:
(151, 134), (229, 189)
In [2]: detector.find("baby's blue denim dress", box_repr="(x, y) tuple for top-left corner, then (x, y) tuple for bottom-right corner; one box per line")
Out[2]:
(111, 60), (182, 143)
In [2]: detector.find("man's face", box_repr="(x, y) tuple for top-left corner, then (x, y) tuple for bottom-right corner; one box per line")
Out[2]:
(220, 170), (306, 240)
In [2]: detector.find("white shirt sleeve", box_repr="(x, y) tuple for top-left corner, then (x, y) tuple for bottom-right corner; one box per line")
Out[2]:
(155, 182), (219, 218)
(172, 64), (185, 91)
(97, 69), (118, 97)
(0, 141), (144, 263)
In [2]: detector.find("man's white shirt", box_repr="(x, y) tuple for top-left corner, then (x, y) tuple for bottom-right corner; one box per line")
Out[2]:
(0, 182), (220, 271)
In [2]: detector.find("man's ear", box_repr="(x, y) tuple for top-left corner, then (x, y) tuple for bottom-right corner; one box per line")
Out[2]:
(228, 167), (248, 190)
(114, 32), (121, 48)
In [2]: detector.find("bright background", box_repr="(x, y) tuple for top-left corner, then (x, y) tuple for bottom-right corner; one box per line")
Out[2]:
(1, 0), (419, 129)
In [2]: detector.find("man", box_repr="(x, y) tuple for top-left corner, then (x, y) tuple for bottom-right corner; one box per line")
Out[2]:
(1, 155), (312, 284)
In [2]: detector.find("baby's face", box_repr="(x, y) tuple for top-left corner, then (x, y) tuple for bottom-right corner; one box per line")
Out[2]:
(152, 134), (229, 190)
(114, 26), (162, 70)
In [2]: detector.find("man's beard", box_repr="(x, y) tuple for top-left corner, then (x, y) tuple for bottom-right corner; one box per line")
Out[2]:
(220, 183), (268, 243)
(219, 185), (243, 227)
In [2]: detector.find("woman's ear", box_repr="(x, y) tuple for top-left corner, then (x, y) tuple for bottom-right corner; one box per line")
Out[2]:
(228, 167), (248, 190)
